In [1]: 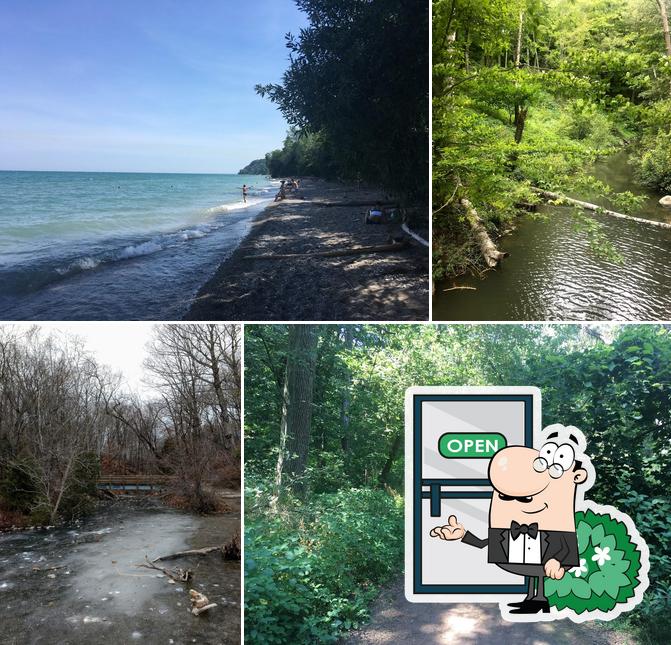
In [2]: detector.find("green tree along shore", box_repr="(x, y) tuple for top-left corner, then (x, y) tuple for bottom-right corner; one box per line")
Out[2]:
(256, 0), (429, 203)
(433, 0), (671, 282)
(244, 324), (671, 644)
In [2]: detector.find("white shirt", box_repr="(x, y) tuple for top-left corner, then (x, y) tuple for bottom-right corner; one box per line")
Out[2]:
(508, 530), (542, 565)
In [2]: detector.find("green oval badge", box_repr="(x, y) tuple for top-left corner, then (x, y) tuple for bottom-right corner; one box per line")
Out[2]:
(438, 432), (507, 458)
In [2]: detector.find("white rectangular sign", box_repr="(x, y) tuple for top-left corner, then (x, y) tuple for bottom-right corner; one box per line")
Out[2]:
(405, 386), (541, 603)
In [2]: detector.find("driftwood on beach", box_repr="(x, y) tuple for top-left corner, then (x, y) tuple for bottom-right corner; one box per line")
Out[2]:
(460, 198), (508, 268)
(318, 201), (397, 207)
(532, 188), (671, 230)
(244, 241), (408, 260)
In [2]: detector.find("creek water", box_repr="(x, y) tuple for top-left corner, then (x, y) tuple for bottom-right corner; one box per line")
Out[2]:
(433, 152), (671, 321)
(0, 498), (240, 644)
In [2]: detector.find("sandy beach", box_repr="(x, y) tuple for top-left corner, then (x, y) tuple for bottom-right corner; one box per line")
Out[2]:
(184, 178), (429, 321)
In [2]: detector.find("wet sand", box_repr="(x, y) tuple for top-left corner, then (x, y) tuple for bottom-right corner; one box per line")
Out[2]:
(184, 178), (429, 321)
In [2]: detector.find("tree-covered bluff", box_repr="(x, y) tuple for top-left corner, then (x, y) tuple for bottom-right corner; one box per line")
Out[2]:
(238, 158), (268, 175)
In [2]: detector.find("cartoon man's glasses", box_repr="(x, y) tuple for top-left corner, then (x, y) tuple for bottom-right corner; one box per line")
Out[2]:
(533, 442), (575, 479)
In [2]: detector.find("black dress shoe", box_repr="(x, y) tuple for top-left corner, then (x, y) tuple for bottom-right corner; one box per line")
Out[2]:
(508, 599), (550, 614)
(507, 598), (534, 608)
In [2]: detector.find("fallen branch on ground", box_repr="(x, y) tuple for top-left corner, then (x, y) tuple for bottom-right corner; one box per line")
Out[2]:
(443, 286), (477, 292)
(244, 241), (408, 260)
(318, 201), (396, 207)
(401, 223), (429, 247)
(531, 188), (671, 229)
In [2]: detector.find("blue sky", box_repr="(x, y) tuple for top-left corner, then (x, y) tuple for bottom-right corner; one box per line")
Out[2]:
(0, 0), (305, 173)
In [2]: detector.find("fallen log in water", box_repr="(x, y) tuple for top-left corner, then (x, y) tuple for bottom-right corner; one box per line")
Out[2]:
(244, 241), (408, 260)
(460, 199), (508, 268)
(532, 188), (671, 230)
(153, 534), (240, 563)
(152, 546), (222, 562)
(138, 557), (192, 583)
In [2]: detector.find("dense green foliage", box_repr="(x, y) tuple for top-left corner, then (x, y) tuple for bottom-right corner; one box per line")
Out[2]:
(238, 158), (268, 175)
(245, 324), (670, 643)
(433, 0), (671, 281)
(245, 486), (403, 643)
(257, 0), (429, 202)
(264, 129), (337, 180)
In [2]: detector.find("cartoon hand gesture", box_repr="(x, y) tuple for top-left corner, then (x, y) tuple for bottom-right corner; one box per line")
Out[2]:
(430, 515), (465, 541)
(544, 558), (565, 580)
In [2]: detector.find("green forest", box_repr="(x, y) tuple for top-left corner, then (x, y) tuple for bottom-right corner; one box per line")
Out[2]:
(256, 0), (429, 202)
(433, 0), (671, 283)
(244, 323), (671, 644)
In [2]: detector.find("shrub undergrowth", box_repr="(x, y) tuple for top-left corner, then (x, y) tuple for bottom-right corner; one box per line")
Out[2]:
(244, 486), (403, 644)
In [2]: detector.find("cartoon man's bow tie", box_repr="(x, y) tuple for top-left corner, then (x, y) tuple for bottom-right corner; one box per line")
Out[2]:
(509, 521), (539, 539)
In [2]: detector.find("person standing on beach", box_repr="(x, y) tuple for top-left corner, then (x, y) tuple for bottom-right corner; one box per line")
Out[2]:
(242, 184), (251, 203)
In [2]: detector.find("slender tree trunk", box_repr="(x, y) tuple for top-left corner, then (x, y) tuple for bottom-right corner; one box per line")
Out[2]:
(378, 433), (402, 486)
(274, 325), (319, 498)
(51, 451), (76, 524)
(340, 327), (353, 455)
(464, 28), (470, 71)
(657, 0), (671, 58)
(515, 11), (525, 68)
(656, 0), (671, 90)
(514, 103), (528, 143)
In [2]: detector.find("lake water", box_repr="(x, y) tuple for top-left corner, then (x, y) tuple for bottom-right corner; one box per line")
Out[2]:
(433, 153), (671, 321)
(0, 171), (276, 320)
(0, 498), (240, 644)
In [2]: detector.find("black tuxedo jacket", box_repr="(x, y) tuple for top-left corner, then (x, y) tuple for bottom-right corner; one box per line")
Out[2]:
(462, 527), (579, 568)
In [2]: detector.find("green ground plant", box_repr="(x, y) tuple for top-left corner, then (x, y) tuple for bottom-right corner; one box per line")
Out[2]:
(245, 485), (403, 644)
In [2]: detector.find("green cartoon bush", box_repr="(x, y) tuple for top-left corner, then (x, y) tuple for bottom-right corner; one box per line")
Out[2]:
(545, 507), (644, 615)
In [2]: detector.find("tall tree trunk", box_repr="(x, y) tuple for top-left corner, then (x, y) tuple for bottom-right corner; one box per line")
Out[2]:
(514, 104), (528, 143)
(275, 325), (319, 498)
(464, 28), (471, 72)
(378, 432), (403, 486)
(340, 327), (354, 455)
(515, 11), (525, 68)
(657, 0), (671, 90)
(657, 0), (671, 58)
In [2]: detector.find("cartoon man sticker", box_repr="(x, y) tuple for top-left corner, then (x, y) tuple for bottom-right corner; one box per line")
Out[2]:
(429, 424), (649, 621)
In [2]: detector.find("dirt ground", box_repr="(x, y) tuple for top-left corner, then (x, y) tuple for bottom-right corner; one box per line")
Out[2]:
(341, 576), (637, 645)
(184, 178), (429, 321)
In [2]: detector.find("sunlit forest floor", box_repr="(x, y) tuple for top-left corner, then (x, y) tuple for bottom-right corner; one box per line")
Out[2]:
(343, 576), (634, 645)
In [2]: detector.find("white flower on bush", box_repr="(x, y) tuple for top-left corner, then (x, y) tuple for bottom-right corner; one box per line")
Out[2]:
(570, 558), (588, 577)
(591, 546), (611, 567)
